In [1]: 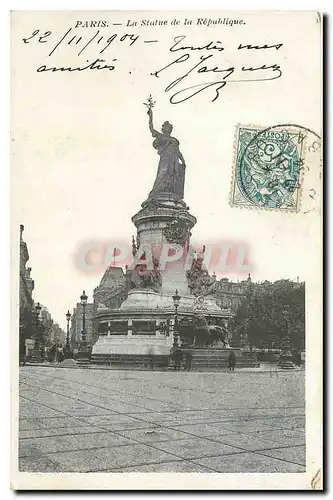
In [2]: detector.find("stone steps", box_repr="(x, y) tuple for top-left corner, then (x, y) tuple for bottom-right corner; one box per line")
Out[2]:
(91, 350), (259, 370)
(190, 359), (257, 366)
(91, 354), (169, 368)
(181, 349), (259, 369)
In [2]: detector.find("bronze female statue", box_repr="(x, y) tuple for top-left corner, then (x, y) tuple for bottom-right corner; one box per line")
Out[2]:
(146, 101), (186, 199)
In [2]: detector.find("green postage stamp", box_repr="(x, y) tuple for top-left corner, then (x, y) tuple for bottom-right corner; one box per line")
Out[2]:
(231, 124), (320, 212)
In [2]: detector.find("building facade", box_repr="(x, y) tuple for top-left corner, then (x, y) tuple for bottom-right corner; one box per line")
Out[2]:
(50, 322), (66, 346)
(92, 266), (127, 341)
(20, 225), (67, 357)
(214, 276), (252, 314)
(20, 225), (34, 312)
(19, 225), (35, 357)
(37, 305), (66, 346)
(70, 303), (94, 348)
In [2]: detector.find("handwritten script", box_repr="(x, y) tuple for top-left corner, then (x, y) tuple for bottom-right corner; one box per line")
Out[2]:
(21, 27), (283, 104)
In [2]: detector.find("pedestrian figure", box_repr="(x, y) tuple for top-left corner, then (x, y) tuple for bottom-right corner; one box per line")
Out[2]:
(228, 350), (236, 371)
(47, 344), (56, 362)
(173, 347), (183, 371)
(73, 347), (79, 360)
(57, 344), (64, 363)
(184, 351), (193, 371)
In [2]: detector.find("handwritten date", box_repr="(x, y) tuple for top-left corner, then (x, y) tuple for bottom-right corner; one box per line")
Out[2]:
(23, 28), (139, 57)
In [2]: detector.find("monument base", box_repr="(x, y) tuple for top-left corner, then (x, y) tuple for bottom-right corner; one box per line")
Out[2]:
(92, 288), (233, 365)
(91, 335), (172, 367)
(92, 334), (173, 356)
(278, 355), (296, 370)
(180, 348), (260, 371)
(91, 344), (260, 370)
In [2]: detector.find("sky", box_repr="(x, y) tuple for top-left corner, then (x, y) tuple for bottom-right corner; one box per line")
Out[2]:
(11, 11), (321, 329)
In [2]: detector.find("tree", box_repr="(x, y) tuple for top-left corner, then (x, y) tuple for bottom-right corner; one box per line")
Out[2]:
(230, 280), (305, 350)
(19, 306), (33, 359)
(34, 317), (48, 349)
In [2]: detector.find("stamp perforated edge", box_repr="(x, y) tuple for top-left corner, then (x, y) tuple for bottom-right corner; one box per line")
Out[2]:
(229, 123), (319, 214)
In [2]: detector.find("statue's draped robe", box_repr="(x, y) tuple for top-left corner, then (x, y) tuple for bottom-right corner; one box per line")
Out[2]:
(150, 132), (185, 199)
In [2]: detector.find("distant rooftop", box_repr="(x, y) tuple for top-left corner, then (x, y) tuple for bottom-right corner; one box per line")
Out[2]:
(98, 266), (126, 288)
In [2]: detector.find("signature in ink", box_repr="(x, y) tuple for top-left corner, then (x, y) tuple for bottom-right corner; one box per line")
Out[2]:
(151, 52), (282, 104)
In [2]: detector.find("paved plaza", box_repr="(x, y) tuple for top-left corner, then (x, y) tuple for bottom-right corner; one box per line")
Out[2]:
(18, 366), (305, 473)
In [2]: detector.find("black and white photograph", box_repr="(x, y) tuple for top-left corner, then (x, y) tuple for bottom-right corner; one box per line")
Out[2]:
(11, 9), (322, 490)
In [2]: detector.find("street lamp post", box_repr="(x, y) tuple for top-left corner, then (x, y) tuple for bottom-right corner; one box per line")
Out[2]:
(278, 305), (295, 370)
(66, 310), (71, 351)
(80, 290), (88, 348)
(34, 302), (42, 348)
(244, 276), (253, 351)
(172, 289), (181, 345)
(76, 290), (90, 365)
(29, 302), (43, 363)
(168, 289), (181, 370)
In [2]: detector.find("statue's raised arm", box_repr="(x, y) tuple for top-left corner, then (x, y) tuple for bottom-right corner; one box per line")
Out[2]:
(147, 107), (159, 138)
(144, 95), (158, 137)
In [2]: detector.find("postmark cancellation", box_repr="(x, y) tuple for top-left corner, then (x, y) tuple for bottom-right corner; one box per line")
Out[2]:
(230, 124), (321, 213)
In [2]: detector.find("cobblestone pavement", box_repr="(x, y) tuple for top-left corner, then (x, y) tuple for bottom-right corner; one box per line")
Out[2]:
(18, 366), (305, 473)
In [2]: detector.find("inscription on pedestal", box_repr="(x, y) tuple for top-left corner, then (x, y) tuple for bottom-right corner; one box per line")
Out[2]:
(132, 320), (156, 335)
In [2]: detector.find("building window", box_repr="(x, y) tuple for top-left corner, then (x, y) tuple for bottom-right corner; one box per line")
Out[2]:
(132, 320), (156, 335)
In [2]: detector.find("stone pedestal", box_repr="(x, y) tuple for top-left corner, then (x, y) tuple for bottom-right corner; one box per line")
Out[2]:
(92, 191), (240, 365)
(278, 337), (295, 370)
(91, 287), (229, 362)
(278, 353), (296, 370)
(131, 194), (197, 296)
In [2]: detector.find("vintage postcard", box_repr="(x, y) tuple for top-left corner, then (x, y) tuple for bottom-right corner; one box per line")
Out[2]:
(11, 10), (322, 490)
